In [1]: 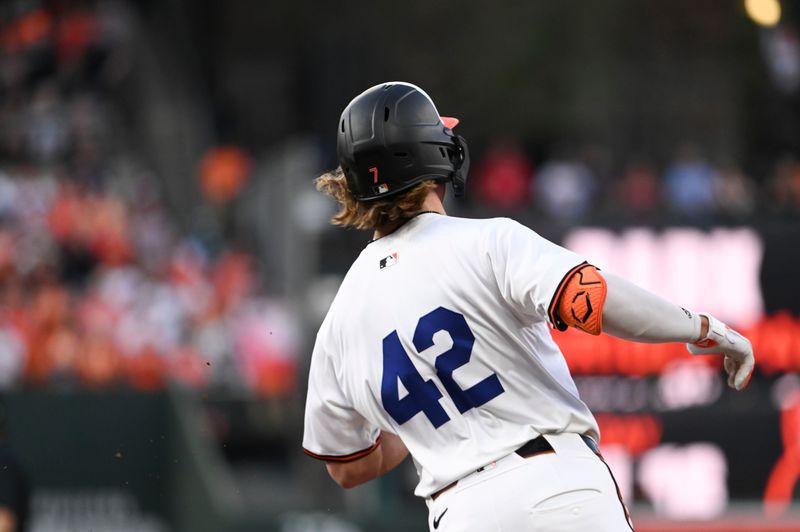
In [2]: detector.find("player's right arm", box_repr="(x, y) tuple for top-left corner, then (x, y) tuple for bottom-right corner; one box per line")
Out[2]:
(554, 266), (754, 391)
(325, 431), (409, 488)
(303, 325), (410, 488)
(482, 218), (754, 391)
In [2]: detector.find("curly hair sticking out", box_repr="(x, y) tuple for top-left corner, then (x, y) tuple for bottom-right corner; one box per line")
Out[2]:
(315, 167), (438, 230)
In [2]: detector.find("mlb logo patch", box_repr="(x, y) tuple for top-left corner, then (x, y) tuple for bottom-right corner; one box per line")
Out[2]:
(375, 183), (389, 194)
(379, 252), (398, 270)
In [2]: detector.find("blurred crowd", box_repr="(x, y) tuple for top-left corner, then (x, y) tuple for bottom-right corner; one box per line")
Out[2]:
(0, 0), (300, 396)
(473, 142), (800, 221)
(1, 1), (797, 397)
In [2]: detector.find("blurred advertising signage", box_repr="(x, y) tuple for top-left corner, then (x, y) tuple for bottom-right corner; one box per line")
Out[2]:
(552, 312), (800, 376)
(556, 227), (800, 376)
(563, 227), (763, 326)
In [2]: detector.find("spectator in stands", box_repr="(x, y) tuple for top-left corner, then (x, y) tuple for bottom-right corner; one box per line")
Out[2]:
(768, 155), (800, 213)
(663, 144), (717, 218)
(533, 146), (596, 221)
(617, 159), (660, 218)
(199, 146), (252, 206)
(473, 140), (532, 210)
(580, 144), (615, 210)
(0, 0), (301, 399)
(714, 161), (756, 217)
(23, 83), (69, 164)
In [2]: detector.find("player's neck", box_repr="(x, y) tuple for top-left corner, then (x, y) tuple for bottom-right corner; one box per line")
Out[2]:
(372, 189), (446, 240)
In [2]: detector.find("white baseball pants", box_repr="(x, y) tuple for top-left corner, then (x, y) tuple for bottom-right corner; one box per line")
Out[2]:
(425, 433), (634, 532)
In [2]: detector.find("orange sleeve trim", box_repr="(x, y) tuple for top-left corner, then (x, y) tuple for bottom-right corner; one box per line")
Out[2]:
(548, 261), (588, 330)
(556, 264), (607, 335)
(303, 436), (382, 463)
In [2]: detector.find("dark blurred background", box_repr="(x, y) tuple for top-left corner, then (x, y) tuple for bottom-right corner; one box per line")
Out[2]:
(0, 0), (799, 531)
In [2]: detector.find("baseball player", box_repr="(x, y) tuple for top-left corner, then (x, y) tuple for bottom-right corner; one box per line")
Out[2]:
(303, 82), (755, 532)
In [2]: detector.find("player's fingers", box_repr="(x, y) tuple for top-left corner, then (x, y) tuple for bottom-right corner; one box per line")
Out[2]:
(733, 353), (755, 391)
(724, 357), (737, 387)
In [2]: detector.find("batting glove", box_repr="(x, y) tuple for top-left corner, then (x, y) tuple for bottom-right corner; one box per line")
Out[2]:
(686, 313), (755, 391)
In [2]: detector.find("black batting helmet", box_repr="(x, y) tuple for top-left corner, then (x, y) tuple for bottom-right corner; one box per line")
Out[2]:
(337, 82), (470, 201)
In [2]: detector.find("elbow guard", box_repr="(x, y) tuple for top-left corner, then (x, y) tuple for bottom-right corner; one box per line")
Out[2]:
(553, 264), (607, 335)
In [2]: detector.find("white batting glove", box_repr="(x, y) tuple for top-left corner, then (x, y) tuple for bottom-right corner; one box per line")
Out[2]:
(686, 313), (755, 391)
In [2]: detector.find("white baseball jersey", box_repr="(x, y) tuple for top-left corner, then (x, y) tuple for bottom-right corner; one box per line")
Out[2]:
(303, 213), (600, 498)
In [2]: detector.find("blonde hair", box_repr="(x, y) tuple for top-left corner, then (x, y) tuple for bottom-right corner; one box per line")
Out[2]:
(315, 167), (437, 230)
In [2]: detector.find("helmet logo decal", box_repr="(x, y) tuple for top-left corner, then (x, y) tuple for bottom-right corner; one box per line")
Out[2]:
(369, 166), (379, 183)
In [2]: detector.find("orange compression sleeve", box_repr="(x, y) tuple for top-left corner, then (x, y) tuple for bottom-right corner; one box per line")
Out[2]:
(556, 264), (607, 335)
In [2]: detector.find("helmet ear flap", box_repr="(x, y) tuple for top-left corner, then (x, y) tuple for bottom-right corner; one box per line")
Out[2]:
(450, 135), (470, 197)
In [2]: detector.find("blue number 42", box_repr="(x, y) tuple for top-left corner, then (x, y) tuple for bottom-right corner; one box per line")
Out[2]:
(381, 307), (505, 429)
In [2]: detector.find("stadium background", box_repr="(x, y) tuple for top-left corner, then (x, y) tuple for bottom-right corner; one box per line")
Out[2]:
(0, 0), (799, 530)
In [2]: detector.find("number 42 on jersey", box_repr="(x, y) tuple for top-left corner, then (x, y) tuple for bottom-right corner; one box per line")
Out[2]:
(381, 306), (505, 429)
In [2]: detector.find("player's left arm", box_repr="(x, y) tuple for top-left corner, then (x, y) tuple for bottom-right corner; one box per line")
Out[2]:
(554, 265), (754, 391)
(325, 431), (409, 488)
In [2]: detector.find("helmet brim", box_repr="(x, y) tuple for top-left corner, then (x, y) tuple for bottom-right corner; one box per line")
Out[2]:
(440, 116), (459, 129)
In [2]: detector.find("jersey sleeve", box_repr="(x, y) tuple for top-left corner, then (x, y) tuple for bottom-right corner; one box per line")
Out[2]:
(302, 330), (381, 462)
(484, 218), (587, 328)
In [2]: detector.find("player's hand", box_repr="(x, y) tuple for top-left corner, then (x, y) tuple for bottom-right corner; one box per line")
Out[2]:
(686, 313), (754, 391)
